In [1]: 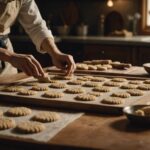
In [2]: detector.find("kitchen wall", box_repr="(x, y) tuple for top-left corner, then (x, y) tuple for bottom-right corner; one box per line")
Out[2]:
(35, 0), (141, 35)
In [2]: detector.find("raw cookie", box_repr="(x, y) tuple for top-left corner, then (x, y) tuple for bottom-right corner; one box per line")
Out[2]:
(144, 80), (150, 84)
(120, 84), (137, 89)
(38, 75), (51, 83)
(91, 77), (106, 82)
(111, 92), (130, 98)
(76, 63), (89, 70)
(135, 109), (145, 116)
(43, 91), (64, 98)
(52, 75), (73, 80)
(127, 89), (144, 96)
(23, 81), (39, 86)
(138, 84), (150, 91)
(93, 86), (111, 92)
(97, 66), (107, 71)
(77, 77), (91, 81)
(111, 78), (127, 82)
(103, 81), (121, 87)
(31, 86), (48, 91)
(87, 92), (102, 97)
(75, 94), (96, 101)
(88, 65), (97, 70)
(83, 75), (94, 80)
(16, 121), (45, 134)
(2, 86), (24, 92)
(6, 107), (32, 117)
(101, 97), (124, 105)
(0, 118), (16, 130)
(67, 80), (84, 85)
(64, 88), (85, 94)
(18, 90), (37, 96)
(92, 59), (112, 65)
(128, 80), (143, 85)
(50, 83), (67, 89)
(102, 64), (112, 69)
(141, 106), (150, 116)
(83, 82), (100, 87)
(32, 111), (60, 123)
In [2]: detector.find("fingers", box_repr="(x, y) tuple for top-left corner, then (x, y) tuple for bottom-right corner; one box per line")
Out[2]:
(65, 55), (76, 76)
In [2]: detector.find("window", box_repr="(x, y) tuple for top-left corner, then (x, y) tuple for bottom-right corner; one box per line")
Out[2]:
(142, 0), (150, 33)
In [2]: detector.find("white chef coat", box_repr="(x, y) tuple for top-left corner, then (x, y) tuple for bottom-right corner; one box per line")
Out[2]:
(0, 0), (54, 76)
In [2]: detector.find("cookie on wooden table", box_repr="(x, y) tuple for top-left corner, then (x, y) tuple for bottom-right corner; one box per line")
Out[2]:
(65, 88), (85, 94)
(43, 91), (64, 98)
(127, 89), (144, 96)
(32, 111), (60, 123)
(75, 94), (96, 101)
(138, 84), (150, 91)
(111, 78), (127, 82)
(83, 82), (100, 87)
(31, 86), (48, 91)
(101, 97), (124, 105)
(6, 107), (32, 117)
(50, 83), (67, 89)
(18, 90), (37, 96)
(93, 86), (111, 92)
(120, 84), (137, 89)
(67, 80), (84, 85)
(111, 92), (130, 98)
(0, 118), (16, 130)
(16, 121), (45, 134)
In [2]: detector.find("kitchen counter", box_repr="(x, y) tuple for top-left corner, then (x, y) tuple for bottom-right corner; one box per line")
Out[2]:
(10, 35), (150, 46)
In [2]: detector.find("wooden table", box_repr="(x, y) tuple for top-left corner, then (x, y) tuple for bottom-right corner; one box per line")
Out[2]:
(0, 72), (150, 150)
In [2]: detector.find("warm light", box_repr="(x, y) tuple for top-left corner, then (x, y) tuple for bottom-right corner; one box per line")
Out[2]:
(107, 0), (114, 7)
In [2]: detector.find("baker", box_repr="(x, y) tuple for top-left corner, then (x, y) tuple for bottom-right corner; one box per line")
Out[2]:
(0, 0), (76, 77)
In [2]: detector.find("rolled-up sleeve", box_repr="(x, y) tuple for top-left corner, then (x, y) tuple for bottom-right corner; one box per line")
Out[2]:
(18, 0), (54, 53)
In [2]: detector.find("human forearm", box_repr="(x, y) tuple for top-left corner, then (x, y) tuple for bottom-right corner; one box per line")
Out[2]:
(0, 48), (13, 62)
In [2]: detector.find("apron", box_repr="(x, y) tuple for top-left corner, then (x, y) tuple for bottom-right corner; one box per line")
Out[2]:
(0, 0), (22, 76)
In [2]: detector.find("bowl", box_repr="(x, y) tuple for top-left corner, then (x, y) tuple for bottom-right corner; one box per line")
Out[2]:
(56, 25), (70, 36)
(143, 63), (150, 75)
(123, 105), (150, 125)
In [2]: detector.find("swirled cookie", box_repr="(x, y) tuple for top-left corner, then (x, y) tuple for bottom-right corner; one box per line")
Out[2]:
(6, 107), (32, 117)
(111, 92), (130, 98)
(75, 94), (96, 101)
(103, 81), (121, 87)
(111, 78), (127, 82)
(0, 118), (16, 130)
(16, 121), (45, 134)
(50, 83), (67, 89)
(31, 86), (48, 91)
(101, 97), (124, 105)
(93, 86), (111, 92)
(43, 91), (64, 98)
(64, 88), (85, 94)
(120, 84), (137, 89)
(32, 111), (60, 123)
(138, 84), (150, 91)
(67, 80), (84, 85)
(83, 82), (100, 87)
(127, 89), (144, 96)
(18, 90), (37, 96)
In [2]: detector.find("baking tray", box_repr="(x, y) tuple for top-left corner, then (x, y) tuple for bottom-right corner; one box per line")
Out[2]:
(0, 73), (150, 114)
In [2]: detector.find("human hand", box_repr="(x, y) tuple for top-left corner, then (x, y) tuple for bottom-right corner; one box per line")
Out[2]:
(51, 53), (76, 76)
(9, 53), (45, 78)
